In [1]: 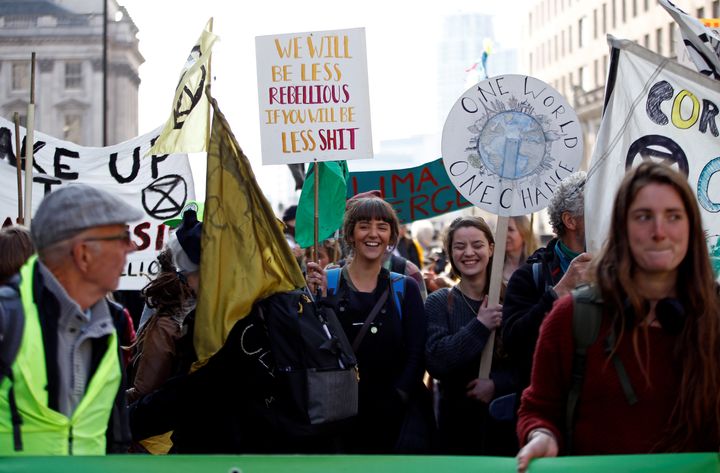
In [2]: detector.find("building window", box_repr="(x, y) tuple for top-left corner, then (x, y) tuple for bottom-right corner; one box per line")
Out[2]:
(594, 58), (599, 87)
(554, 35), (559, 62)
(579, 16), (586, 48)
(594, 9), (598, 39)
(669, 22), (675, 56)
(11, 62), (30, 91)
(713, 0), (719, 17)
(65, 62), (83, 89)
(697, 7), (705, 18)
(612, 0), (616, 28)
(529, 52), (534, 74)
(578, 66), (586, 91)
(603, 55), (608, 81)
(644, 0), (649, 12)
(529, 12), (533, 35)
(63, 114), (82, 143)
(569, 71), (574, 90)
(602, 3), (607, 33)
(562, 30), (566, 55)
(561, 76), (566, 97)
(643, 33), (650, 48)
(622, 0), (627, 23)
(569, 25), (573, 53)
(656, 27), (663, 55)
(632, 0), (637, 17)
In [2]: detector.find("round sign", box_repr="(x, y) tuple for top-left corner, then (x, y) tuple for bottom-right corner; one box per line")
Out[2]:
(442, 74), (584, 216)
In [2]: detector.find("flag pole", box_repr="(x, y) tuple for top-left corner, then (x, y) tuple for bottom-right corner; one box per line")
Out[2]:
(478, 215), (508, 378)
(204, 18), (214, 151)
(313, 159), (320, 267)
(14, 112), (23, 225)
(23, 52), (36, 229)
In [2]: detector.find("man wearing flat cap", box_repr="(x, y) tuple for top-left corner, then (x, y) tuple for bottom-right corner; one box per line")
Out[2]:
(0, 184), (142, 455)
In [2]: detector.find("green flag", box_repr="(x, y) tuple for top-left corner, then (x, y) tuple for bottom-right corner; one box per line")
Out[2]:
(296, 161), (348, 248)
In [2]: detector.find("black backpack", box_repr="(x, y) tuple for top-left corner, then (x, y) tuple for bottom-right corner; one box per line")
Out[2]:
(253, 288), (359, 429)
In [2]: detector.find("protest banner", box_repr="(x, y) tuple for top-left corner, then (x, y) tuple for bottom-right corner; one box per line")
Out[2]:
(442, 74), (584, 377)
(347, 158), (473, 223)
(1, 452), (716, 473)
(0, 116), (195, 290)
(255, 27), (373, 165)
(586, 37), (720, 276)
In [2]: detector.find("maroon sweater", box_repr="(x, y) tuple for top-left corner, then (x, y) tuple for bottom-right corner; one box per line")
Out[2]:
(517, 295), (682, 455)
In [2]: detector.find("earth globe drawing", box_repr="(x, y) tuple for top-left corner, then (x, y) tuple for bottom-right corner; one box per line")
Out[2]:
(477, 111), (547, 180)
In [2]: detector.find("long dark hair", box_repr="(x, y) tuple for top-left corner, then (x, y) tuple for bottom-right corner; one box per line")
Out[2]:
(133, 248), (194, 349)
(593, 161), (720, 451)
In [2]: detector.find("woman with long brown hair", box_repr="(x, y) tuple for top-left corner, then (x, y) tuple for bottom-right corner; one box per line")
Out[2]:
(516, 162), (720, 471)
(425, 216), (515, 455)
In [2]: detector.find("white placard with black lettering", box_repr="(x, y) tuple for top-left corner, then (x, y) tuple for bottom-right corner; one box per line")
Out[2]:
(442, 74), (584, 216)
(0, 116), (195, 290)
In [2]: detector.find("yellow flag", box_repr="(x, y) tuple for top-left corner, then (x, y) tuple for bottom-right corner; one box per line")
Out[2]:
(148, 19), (218, 155)
(194, 98), (306, 364)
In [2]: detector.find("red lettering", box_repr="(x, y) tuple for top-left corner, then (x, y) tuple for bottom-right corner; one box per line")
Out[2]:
(409, 194), (430, 221)
(456, 191), (473, 209)
(391, 172), (414, 198)
(155, 224), (167, 251)
(417, 167), (439, 192)
(430, 186), (453, 214)
(133, 222), (151, 251)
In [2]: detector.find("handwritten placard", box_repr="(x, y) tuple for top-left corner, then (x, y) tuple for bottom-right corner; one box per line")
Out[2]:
(256, 28), (373, 165)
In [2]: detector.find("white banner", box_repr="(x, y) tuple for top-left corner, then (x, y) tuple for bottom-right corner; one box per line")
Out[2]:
(586, 37), (720, 275)
(255, 27), (373, 165)
(0, 117), (195, 290)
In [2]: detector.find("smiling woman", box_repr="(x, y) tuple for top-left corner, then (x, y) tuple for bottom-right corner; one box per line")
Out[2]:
(305, 197), (431, 453)
(516, 162), (720, 472)
(424, 216), (517, 456)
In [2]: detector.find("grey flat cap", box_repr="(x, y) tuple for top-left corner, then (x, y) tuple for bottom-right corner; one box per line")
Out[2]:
(31, 184), (144, 250)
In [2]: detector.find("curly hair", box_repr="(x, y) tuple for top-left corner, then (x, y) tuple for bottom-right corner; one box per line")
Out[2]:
(593, 161), (720, 452)
(547, 171), (586, 237)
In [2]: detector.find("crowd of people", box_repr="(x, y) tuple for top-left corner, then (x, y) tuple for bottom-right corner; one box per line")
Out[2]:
(0, 162), (719, 466)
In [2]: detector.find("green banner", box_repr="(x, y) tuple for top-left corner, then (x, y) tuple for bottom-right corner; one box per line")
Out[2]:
(347, 158), (472, 223)
(1, 453), (718, 473)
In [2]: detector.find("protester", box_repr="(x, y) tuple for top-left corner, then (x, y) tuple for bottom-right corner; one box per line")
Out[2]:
(395, 224), (424, 270)
(502, 172), (591, 396)
(0, 184), (141, 455)
(425, 216), (516, 455)
(125, 211), (201, 454)
(304, 238), (339, 269)
(306, 197), (431, 453)
(516, 162), (720, 471)
(503, 216), (539, 284)
(282, 205), (304, 264)
(0, 225), (34, 284)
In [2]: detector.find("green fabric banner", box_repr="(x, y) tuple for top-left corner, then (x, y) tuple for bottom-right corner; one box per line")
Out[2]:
(1, 453), (717, 473)
(296, 161), (349, 248)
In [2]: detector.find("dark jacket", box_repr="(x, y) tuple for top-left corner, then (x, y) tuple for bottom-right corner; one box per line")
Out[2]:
(501, 238), (565, 390)
(30, 264), (132, 453)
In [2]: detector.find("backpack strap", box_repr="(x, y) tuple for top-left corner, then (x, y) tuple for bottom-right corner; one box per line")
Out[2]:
(389, 271), (405, 320)
(326, 268), (342, 298)
(565, 285), (638, 453)
(566, 284), (602, 454)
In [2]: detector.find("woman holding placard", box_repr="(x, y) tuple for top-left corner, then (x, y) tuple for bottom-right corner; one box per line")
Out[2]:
(424, 216), (517, 455)
(305, 196), (431, 454)
(516, 162), (720, 471)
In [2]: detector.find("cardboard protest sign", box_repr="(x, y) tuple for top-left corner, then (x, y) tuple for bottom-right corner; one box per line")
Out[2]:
(0, 117), (195, 290)
(587, 37), (720, 276)
(347, 158), (472, 223)
(255, 27), (373, 165)
(441, 74), (583, 216)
